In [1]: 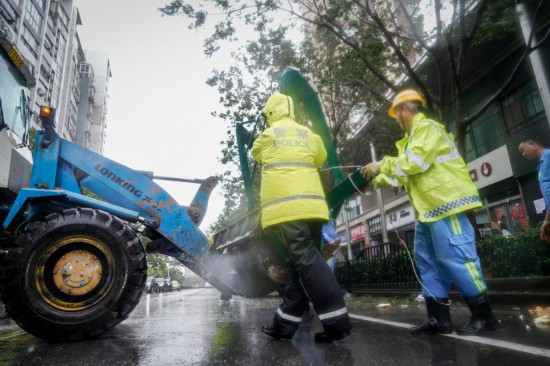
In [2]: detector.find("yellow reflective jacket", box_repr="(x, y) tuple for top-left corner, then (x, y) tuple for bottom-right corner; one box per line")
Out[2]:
(251, 93), (329, 228)
(372, 113), (481, 222)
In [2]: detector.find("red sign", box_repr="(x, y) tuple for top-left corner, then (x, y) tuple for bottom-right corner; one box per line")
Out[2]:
(350, 225), (365, 242)
(481, 162), (492, 177)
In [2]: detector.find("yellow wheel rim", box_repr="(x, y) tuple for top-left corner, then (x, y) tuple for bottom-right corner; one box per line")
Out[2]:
(35, 235), (116, 311)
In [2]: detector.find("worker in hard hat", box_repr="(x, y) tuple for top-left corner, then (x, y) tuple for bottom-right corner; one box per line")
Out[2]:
(361, 90), (498, 336)
(252, 92), (351, 343)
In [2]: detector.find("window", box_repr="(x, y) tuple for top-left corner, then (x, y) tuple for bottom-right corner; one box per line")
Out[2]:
(55, 7), (69, 31)
(51, 34), (66, 107)
(24, 0), (44, 35)
(79, 63), (91, 76)
(346, 195), (362, 220)
(335, 195), (363, 225)
(466, 104), (506, 161)
(44, 36), (53, 55)
(0, 57), (28, 140)
(501, 80), (545, 133)
(21, 25), (39, 57)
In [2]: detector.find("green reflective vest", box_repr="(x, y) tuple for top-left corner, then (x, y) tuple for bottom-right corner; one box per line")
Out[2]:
(373, 113), (481, 222)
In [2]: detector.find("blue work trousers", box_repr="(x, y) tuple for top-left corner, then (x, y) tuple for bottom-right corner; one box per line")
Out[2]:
(414, 212), (488, 298)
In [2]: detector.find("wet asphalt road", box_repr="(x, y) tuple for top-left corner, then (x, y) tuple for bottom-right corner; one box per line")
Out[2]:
(1, 288), (550, 365)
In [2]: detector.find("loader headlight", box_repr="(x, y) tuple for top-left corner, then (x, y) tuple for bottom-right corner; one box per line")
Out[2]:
(39, 105), (52, 117)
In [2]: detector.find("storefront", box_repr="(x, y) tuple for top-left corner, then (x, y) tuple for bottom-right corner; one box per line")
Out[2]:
(364, 202), (415, 248)
(384, 203), (415, 247)
(468, 145), (528, 235)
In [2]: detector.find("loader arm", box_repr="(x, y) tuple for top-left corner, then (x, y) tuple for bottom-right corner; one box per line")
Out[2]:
(3, 130), (239, 294)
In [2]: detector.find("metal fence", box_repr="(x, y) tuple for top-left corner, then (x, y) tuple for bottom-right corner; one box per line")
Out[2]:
(334, 242), (421, 292)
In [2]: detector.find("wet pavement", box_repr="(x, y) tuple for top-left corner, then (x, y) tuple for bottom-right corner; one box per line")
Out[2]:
(0, 288), (549, 365)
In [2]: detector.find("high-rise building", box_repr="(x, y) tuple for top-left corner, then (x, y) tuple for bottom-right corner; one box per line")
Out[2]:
(0, 0), (110, 152)
(76, 50), (111, 154)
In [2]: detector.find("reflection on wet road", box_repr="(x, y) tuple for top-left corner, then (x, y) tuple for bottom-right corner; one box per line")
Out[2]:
(1, 288), (549, 365)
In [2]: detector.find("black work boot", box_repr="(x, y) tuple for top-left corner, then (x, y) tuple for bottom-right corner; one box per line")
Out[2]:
(261, 324), (294, 340)
(314, 330), (351, 343)
(410, 297), (453, 335)
(457, 293), (499, 335)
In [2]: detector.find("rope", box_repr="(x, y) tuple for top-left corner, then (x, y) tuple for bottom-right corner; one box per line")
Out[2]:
(394, 228), (450, 306)
(321, 167), (448, 305)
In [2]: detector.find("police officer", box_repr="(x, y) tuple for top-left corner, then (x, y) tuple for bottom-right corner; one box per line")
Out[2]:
(362, 90), (498, 335)
(252, 92), (351, 342)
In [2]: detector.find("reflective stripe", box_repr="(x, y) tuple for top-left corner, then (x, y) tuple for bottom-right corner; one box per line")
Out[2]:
(450, 215), (462, 235)
(318, 307), (348, 321)
(262, 194), (325, 209)
(405, 149), (430, 171)
(436, 150), (461, 163)
(465, 261), (487, 293)
(387, 177), (399, 187)
(395, 163), (406, 177)
(425, 120), (461, 163)
(263, 162), (316, 171)
(398, 119), (461, 178)
(277, 308), (302, 323)
(424, 196), (481, 219)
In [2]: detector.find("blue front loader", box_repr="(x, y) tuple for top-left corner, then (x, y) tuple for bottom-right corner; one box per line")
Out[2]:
(0, 113), (285, 342)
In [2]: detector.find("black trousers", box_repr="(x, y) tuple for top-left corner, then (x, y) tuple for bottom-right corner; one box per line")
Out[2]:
(265, 220), (351, 335)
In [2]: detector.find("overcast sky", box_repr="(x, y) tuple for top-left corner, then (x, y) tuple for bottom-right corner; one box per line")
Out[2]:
(73, 0), (232, 232)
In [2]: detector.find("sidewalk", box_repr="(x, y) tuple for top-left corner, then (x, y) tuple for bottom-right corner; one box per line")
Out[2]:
(343, 292), (550, 354)
(346, 276), (550, 306)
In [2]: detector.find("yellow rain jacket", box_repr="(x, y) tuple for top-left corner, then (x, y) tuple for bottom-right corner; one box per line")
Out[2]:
(372, 113), (481, 222)
(251, 93), (329, 228)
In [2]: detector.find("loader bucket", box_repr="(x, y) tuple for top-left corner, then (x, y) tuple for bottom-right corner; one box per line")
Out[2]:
(199, 210), (289, 297)
(198, 171), (369, 297)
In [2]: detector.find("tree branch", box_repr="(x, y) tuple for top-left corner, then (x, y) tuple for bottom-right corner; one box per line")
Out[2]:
(361, 0), (431, 104)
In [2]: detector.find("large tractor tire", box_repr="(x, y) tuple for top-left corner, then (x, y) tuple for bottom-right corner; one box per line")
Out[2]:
(0, 208), (147, 341)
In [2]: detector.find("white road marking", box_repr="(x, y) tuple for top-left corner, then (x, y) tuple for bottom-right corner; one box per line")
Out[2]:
(350, 313), (550, 359)
(0, 330), (26, 341)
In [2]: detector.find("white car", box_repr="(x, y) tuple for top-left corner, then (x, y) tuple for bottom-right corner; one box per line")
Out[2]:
(171, 281), (181, 291)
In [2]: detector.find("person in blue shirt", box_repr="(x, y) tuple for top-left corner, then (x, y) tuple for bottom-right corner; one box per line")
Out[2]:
(321, 220), (341, 271)
(519, 139), (550, 241)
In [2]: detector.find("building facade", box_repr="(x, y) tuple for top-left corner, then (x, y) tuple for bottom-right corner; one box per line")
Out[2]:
(0, 0), (109, 153)
(335, 3), (550, 259)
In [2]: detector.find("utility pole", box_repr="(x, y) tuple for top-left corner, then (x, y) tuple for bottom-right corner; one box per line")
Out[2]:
(370, 142), (389, 243)
(343, 201), (353, 260)
(518, 3), (550, 127)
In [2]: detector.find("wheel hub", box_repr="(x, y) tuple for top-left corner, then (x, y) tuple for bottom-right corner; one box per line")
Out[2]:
(53, 250), (102, 296)
(35, 235), (116, 311)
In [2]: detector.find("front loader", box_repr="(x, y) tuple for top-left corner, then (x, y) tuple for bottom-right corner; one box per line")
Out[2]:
(0, 42), (366, 342)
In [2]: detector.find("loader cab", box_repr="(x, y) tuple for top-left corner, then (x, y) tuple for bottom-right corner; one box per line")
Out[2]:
(0, 33), (35, 203)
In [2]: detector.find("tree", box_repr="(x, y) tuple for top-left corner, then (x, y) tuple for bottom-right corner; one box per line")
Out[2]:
(159, 1), (401, 228)
(200, 28), (304, 229)
(160, 0), (550, 158)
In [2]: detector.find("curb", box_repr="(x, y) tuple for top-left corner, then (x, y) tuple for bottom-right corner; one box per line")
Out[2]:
(345, 276), (550, 306)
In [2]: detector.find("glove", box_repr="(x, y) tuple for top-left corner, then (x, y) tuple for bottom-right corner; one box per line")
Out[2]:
(541, 221), (550, 241)
(361, 162), (380, 182)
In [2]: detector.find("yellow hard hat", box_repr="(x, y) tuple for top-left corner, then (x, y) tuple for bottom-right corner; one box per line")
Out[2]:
(388, 90), (425, 118)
